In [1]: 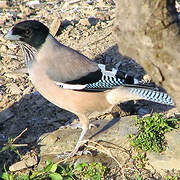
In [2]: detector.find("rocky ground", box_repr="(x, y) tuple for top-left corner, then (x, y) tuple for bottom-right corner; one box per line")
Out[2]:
(0, 0), (180, 179)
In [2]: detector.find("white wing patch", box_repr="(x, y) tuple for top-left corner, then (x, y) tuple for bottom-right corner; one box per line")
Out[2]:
(98, 64), (117, 77)
(55, 82), (86, 90)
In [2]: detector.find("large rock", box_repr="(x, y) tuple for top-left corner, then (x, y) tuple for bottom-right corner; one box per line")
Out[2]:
(38, 116), (138, 156)
(114, 0), (180, 109)
(38, 115), (180, 171)
(147, 130), (180, 170)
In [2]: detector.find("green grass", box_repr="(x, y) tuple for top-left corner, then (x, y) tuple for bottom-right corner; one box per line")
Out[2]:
(128, 113), (180, 152)
(132, 152), (148, 169)
(165, 175), (179, 180)
(0, 137), (22, 158)
(0, 160), (106, 180)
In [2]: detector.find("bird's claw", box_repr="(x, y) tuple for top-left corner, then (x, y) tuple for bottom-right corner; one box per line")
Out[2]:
(56, 149), (92, 159)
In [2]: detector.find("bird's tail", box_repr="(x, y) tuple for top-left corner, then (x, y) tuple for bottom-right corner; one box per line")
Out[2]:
(127, 85), (174, 106)
(106, 85), (174, 106)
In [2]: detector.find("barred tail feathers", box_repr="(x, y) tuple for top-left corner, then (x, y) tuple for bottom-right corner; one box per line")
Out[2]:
(106, 86), (174, 106)
(129, 87), (174, 106)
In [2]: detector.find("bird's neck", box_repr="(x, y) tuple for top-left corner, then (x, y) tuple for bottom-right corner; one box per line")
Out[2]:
(18, 41), (38, 69)
(18, 34), (57, 69)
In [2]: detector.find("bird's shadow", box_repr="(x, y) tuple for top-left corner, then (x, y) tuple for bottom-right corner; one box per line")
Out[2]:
(90, 117), (121, 139)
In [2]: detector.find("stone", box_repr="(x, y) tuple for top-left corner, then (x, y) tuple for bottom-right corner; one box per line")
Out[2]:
(19, 5), (33, 16)
(86, 0), (94, 5)
(0, 45), (8, 53)
(26, 0), (41, 8)
(143, 74), (152, 83)
(38, 116), (138, 156)
(49, 17), (61, 36)
(88, 16), (99, 26)
(0, 16), (6, 26)
(8, 83), (22, 95)
(147, 130), (180, 170)
(79, 18), (90, 26)
(9, 152), (38, 172)
(0, 1), (9, 8)
(68, 0), (81, 5)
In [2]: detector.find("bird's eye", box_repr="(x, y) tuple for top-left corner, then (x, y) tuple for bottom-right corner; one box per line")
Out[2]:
(25, 29), (31, 36)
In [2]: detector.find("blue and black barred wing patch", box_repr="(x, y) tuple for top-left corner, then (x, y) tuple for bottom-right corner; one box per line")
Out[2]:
(85, 77), (124, 89)
(55, 64), (139, 91)
(83, 64), (137, 91)
(55, 78), (124, 91)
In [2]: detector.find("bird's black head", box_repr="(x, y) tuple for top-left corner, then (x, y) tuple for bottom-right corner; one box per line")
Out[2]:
(5, 20), (49, 49)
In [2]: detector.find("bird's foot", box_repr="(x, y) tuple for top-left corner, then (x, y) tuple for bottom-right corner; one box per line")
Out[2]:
(60, 119), (97, 130)
(59, 119), (80, 129)
(56, 149), (92, 159)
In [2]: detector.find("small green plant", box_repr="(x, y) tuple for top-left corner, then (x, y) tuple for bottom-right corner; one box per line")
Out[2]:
(0, 165), (15, 180)
(128, 113), (179, 152)
(0, 160), (106, 180)
(0, 137), (21, 158)
(165, 175), (178, 180)
(74, 162), (106, 180)
(135, 172), (143, 180)
(0, 128), (28, 158)
(133, 152), (148, 169)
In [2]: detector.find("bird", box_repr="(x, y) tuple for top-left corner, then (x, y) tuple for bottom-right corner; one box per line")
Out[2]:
(5, 20), (174, 157)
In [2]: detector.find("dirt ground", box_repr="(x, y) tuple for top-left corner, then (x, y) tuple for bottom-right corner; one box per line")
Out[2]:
(0, 0), (179, 179)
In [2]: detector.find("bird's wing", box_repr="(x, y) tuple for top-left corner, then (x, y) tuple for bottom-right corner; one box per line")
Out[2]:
(54, 63), (139, 91)
(40, 37), (101, 83)
(52, 62), (174, 106)
(38, 35), (136, 87)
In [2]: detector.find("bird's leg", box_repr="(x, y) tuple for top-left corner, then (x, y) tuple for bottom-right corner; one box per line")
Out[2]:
(57, 114), (92, 158)
(68, 114), (90, 157)
(69, 126), (88, 157)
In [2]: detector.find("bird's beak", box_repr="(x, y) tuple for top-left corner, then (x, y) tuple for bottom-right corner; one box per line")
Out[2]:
(5, 28), (21, 41)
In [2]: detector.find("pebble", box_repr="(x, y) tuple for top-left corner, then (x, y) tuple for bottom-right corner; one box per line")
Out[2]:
(69, 0), (81, 5)
(49, 17), (62, 36)
(0, 16), (7, 25)
(79, 18), (90, 26)
(19, 5), (33, 17)
(0, 45), (8, 53)
(8, 83), (22, 95)
(9, 154), (38, 172)
(143, 74), (152, 83)
(60, 19), (72, 27)
(0, 1), (9, 8)
(86, 0), (94, 5)
(88, 16), (99, 26)
(5, 72), (22, 79)
(26, 0), (41, 8)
